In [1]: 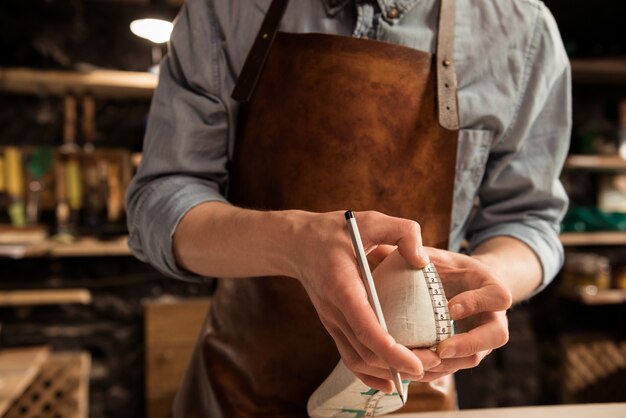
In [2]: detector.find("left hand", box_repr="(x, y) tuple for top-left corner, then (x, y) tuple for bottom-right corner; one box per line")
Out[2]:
(415, 247), (513, 381)
(369, 245), (513, 381)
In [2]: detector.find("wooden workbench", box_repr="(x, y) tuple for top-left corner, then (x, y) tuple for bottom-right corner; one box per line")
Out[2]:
(395, 403), (625, 417)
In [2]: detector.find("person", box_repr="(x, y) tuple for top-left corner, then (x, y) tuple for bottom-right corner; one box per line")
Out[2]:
(126, 0), (571, 416)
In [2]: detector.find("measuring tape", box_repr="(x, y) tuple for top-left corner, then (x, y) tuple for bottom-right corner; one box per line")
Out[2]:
(424, 263), (453, 343)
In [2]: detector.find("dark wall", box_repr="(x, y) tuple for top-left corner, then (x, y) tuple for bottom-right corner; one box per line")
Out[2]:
(0, 0), (178, 70)
(543, 0), (626, 57)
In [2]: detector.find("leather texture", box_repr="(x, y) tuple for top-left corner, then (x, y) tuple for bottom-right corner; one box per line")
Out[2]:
(233, 0), (459, 132)
(174, 2), (460, 417)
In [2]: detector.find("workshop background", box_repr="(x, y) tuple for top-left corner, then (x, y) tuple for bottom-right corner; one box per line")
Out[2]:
(0, 1), (624, 417)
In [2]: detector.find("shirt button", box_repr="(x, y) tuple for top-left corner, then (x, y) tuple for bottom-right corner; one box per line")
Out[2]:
(387, 6), (399, 19)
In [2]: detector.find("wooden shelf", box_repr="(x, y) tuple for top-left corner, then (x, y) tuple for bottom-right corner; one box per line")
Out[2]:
(559, 286), (626, 305)
(0, 236), (131, 259)
(565, 155), (626, 171)
(0, 68), (157, 99)
(560, 231), (626, 246)
(0, 289), (92, 306)
(571, 58), (626, 84)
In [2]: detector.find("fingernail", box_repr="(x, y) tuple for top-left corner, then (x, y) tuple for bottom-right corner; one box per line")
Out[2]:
(450, 304), (464, 319)
(418, 246), (430, 264)
(440, 347), (456, 359)
(423, 358), (441, 370)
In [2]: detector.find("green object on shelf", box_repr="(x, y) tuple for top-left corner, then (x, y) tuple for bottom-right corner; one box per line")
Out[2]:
(27, 147), (53, 180)
(561, 207), (626, 232)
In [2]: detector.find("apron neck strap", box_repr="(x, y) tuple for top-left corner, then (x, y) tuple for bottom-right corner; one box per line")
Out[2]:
(231, 0), (290, 102)
(232, 0), (460, 130)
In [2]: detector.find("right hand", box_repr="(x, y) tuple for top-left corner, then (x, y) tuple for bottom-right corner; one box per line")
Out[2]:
(285, 210), (431, 392)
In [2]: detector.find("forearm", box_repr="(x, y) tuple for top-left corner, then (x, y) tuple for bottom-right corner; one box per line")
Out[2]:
(172, 201), (301, 279)
(471, 236), (543, 303)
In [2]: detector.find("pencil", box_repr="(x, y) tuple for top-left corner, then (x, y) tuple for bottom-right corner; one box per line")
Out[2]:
(344, 210), (406, 406)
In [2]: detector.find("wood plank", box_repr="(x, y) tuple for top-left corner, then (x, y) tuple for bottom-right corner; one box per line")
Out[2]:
(0, 289), (92, 306)
(145, 298), (210, 418)
(0, 68), (157, 99)
(49, 236), (130, 257)
(146, 346), (199, 392)
(0, 346), (50, 416)
(0, 236), (131, 259)
(145, 298), (210, 347)
(565, 155), (626, 171)
(571, 59), (626, 84)
(560, 231), (626, 246)
(395, 403), (626, 417)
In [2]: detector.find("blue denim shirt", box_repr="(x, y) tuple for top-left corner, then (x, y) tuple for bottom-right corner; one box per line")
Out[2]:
(126, 0), (571, 292)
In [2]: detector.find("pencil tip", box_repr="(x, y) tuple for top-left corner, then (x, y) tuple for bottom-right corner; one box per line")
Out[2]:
(399, 392), (406, 406)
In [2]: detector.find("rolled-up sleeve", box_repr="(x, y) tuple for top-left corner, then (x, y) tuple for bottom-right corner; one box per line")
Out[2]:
(467, 5), (571, 293)
(125, 0), (235, 281)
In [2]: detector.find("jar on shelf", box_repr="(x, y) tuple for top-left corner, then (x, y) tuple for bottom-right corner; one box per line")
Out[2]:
(563, 253), (611, 290)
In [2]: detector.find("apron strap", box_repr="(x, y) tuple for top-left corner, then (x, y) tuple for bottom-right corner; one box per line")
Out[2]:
(436, 0), (460, 130)
(232, 0), (460, 130)
(231, 0), (290, 102)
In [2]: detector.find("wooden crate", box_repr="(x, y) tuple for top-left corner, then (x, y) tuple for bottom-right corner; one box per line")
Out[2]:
(562, 335), (626, 403)
(145, 298), (210, 418)
(0, 346), (50, 416)
(3, 351), (90, 418)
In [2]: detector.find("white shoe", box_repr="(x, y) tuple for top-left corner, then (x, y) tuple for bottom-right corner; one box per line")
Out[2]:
(307, 249), (452, 418)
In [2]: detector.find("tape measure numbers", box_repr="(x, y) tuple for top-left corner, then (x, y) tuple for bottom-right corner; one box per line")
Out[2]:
(423, 263), (453, 343)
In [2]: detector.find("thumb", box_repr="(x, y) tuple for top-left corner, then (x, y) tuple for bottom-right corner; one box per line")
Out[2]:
(356, 211), (430, 268)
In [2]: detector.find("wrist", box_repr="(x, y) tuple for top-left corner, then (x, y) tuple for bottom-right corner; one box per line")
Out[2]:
(265, 209), (314, 279)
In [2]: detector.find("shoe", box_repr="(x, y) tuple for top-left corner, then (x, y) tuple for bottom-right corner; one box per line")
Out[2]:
(307, 249), (452, 417)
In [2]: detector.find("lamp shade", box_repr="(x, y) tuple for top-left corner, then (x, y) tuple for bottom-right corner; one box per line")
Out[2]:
(130, 19), (173, 44)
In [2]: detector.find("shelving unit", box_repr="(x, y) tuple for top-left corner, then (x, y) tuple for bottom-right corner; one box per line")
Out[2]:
(565, 155), (626, 171)
(560, 232), (626, 247)
(559, 285), (626, 305)
(570, 58), (626, 84)
(0, 68), (157, 99)
(0, 236), (131, 259)
(0, 67), (151, 257)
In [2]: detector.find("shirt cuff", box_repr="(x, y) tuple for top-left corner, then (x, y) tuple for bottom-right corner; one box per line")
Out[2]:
(127, 176), (228, 282)
(467, 220), (564, 296)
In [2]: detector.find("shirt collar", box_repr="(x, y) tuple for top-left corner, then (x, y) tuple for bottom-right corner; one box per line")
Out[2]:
(321, 0), (351, 16)
(322, 0), (421, 20)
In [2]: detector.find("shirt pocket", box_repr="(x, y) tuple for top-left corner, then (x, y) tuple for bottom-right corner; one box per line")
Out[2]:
(450, 129), (495, 247)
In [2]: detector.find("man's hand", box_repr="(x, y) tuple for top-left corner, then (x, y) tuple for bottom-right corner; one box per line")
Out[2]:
(287, 210), (432, 393)
(412, 248), (513, 381)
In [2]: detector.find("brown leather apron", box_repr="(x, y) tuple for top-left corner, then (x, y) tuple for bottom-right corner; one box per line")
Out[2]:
(173, 0), (460, 416)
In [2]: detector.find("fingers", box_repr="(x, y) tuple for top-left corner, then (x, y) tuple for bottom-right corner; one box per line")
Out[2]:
(328, 322), (424, 389)
(411, 349), (442, 371)
(428, 350), (490, 372)
(336, 286), (424, 376)
(354, 372), (394, 394)
(356, 211), (429, 268)
(448, 283), (512, 320)
(420, 350), (492, 382)
(437, 312), (509, 359)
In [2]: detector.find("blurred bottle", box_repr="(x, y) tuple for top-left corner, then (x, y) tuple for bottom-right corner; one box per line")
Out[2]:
(5, 147), (26, 227)
(55, 94), (82, 241)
